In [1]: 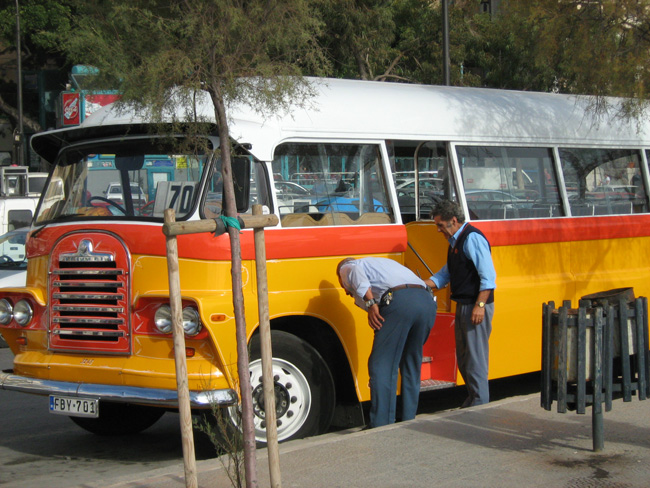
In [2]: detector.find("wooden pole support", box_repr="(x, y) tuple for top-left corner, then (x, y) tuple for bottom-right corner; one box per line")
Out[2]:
(252, 204), (282, 488)
(163, 214), (279, 237)
(164, 208), (198, 488)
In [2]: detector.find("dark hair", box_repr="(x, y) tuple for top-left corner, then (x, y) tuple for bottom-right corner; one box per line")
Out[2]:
(431, 200), (465, 223)
(336, 257), (356, 276)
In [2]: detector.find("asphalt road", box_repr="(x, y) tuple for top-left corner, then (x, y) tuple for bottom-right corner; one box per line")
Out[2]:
(0, 346), (541, 488)
(0, 348), (220, 488)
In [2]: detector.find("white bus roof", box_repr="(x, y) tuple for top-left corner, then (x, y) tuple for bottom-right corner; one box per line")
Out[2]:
(32, 78), (650, 163)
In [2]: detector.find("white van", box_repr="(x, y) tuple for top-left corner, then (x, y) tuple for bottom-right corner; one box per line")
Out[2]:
(0, 197), (37, 235)
(0, 167), (42, 235)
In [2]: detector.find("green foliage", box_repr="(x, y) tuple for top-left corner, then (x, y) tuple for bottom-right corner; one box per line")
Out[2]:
(0, 0), (73, 67)
(317, 0), (398, 80)
(63, 0), (330, 124)
(458, 2), (556, 90)
(5, 0), (650, 132)
(512, 0), (650, 98)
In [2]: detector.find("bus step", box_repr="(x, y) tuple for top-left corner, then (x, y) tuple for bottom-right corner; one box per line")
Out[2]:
(420, 379), (456, 391)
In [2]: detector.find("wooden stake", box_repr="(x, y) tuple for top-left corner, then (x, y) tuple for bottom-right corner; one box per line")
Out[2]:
(161, 208), (281, 488)
(252, 204), (282, 488)
(164, 208), (198, 488)
(163, 214), (278, 237)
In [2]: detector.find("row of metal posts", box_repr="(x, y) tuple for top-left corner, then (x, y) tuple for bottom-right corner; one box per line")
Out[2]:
(541, 293), (649, 451)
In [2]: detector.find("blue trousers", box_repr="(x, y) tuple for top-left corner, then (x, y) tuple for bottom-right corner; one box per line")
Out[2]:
(455, 302), (494, 406)
(368, 288), (437, 428)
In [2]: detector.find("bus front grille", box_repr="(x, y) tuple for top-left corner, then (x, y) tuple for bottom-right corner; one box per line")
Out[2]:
(48, 233), (131, 354)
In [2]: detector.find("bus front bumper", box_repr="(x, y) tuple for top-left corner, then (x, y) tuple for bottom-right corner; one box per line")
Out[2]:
(0, 369), (238, 408)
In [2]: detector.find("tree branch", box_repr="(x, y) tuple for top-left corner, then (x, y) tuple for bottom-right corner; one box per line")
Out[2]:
(0, 93), (43, 134)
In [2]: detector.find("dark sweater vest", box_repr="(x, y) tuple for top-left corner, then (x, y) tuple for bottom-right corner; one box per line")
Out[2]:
(448, 224), (494, 305)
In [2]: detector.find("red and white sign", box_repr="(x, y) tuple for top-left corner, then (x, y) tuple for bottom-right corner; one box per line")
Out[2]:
(84, 93), (121, 119)
(62, 93), (80, 126)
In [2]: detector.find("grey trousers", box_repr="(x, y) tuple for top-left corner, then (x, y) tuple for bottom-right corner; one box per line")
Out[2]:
(455, 301), (494, 406)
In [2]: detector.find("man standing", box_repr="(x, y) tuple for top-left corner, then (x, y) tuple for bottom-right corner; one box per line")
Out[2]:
(337, 257), (437, 428)
(424, 200), (496, 408)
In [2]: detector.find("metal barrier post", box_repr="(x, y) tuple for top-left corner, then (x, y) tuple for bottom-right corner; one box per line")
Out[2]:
(541, 289), (649, 452)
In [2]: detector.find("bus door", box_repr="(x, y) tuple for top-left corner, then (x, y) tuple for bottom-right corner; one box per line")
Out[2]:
(391, 140), (459, 387)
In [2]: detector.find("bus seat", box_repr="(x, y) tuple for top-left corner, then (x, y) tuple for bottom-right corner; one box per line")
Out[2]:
(593, 201), (632, 215)
(571, 204), (594, 216)
(612, 202), (633, 214)
(486, 204), (506, 220)
(355, 212), (392, 225)
(319, 213), (355, 226)
(517, 207), (552, 219)
(281, 213), (319, 227)
(468, 201), (505, 220)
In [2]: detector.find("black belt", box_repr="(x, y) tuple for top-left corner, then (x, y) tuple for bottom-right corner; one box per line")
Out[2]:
(380, 284), (431, 305)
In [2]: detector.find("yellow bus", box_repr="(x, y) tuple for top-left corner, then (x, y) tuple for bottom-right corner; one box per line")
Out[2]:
(1, 78), (649, 443)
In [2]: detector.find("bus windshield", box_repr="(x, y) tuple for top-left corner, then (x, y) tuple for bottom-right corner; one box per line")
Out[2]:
(34, 138), (220, 224)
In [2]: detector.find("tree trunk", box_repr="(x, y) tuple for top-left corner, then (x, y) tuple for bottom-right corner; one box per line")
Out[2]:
(210, 87), (259, 488)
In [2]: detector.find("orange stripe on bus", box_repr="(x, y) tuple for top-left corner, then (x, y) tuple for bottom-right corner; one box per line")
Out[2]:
(30, 214), (649, 259)
(27, 224), (408, 260)
(474, 215), (650, 247)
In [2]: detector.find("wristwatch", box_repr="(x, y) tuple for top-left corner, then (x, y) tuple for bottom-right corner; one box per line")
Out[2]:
(365, 298), (379, 308)
(476, 301), (485, 308)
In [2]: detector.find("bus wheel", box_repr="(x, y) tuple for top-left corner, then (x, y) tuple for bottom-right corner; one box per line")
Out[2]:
(70, 402), (165, 435)
(224, 331), (335, 445)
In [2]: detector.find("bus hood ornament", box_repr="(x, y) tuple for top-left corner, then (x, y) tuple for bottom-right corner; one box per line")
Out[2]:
(60, 239), (113, 263)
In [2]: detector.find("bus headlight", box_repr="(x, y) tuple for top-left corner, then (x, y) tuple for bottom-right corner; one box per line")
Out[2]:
(154, 304), (202, 336)
(182, 307), (201, 336)
(0, 299), (13, 325)
(154, 304), (173, 334)
(14, 300), (33, 326)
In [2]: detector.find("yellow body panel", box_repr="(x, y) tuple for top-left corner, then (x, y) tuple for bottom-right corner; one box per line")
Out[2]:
(406, 220), (650, 384)
(7, 217), (648, 405)
(4, 250), (403, 404)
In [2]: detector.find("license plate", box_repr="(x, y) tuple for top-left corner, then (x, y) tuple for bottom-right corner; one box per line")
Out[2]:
(49, 395), (99, 418)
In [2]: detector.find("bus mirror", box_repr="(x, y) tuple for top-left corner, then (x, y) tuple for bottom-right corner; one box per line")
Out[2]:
(115, 155), (145, 171)
(231, 157), (251, 213)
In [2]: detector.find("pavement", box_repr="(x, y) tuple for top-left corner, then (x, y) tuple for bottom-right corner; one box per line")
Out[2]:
(71, 390), (650, 488)
(3, 336), (648, 487)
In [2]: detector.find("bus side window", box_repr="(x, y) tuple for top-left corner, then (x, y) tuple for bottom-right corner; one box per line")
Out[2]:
(457, 146), (560, 220)
(390, 141), (453, 222)
(560, 148), (648, 216)
(272, 142), (395, 226)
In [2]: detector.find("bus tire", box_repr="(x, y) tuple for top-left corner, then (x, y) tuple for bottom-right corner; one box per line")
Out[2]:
(70, 402), (165, 435)
(221, 330), (335, 445)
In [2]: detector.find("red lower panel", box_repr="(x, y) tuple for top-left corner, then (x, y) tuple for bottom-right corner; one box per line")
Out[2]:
(421, 312), (456, 383)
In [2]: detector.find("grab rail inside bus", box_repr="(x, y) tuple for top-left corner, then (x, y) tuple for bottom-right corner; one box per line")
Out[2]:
(407, 241), (434, 277)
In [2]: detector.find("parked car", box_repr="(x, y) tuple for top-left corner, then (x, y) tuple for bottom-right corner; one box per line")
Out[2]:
(396, 189), (437, 218)
(395, 177), (443, 193)
(588, 185), (637, 200)
(0, 227), (29, 287)
(105, 182), (148, 205)
(465, 189), (529, 203)
(275, 181), (311, 198)
(274, 181), (316, 215)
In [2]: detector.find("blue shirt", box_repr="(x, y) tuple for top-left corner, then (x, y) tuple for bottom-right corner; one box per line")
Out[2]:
(339, 257), (426, 310)
(430, 223), (497, 291)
